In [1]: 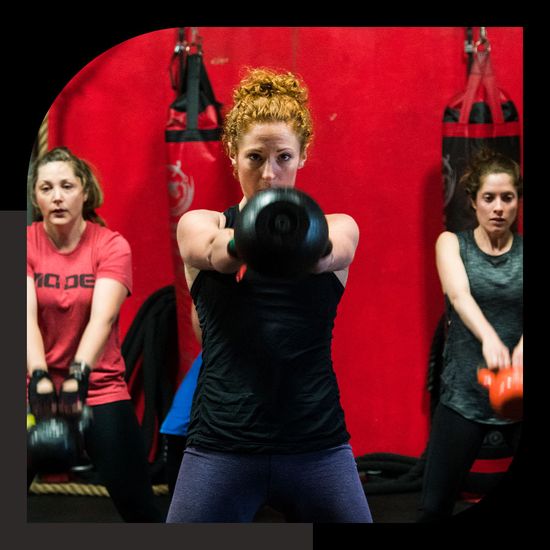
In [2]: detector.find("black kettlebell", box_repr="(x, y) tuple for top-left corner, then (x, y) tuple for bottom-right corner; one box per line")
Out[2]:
(27, 417), (79, 473)
(70, 405), (94, 472)
(234, 188), (331, 278)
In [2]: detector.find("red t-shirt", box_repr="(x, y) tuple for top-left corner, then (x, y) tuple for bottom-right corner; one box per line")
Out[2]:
(27, 221), (132, 405)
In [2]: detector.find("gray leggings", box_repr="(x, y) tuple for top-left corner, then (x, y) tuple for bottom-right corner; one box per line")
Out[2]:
(166, 443), (373, 523)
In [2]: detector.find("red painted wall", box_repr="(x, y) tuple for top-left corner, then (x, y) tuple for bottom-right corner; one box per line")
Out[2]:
(46, 27), (523, 457)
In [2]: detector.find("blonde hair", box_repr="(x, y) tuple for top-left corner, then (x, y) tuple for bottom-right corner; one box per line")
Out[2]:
(222, 67), (313, 158)
(29, 146), (106, 226)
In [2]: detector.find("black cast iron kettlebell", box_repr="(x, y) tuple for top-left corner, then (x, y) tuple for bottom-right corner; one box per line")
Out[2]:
(234, 188), (331, 278)
(27, 417), (79, 473)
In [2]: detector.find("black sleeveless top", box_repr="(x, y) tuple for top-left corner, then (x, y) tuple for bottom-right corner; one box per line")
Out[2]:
(186, 205), (351, 453)
(440, 230), (523, 424)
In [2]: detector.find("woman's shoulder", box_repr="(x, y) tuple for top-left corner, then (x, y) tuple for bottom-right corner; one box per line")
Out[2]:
(435, 231), (465, 260)
(179, 208), (228, 232)
(27, 221), (44, 245)
(88, 222), (120, 237)
(438, 229), (473, 245)
(27, 220), (42, 235)
(513, 231), (523, 252)
(87, 222), (130, 250)
(436, 230), (459, 246)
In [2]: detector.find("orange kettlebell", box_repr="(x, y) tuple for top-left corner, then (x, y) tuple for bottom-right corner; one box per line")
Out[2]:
(477, 365), (523, 421)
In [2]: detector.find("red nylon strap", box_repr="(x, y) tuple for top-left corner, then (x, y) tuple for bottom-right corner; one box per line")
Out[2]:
(236, 264), (248, 283)
(458, 52), (504, 125)
(482, 55), (504, 124)
(469, 456), (513, 474)
(459, 54), (483, 124)
(443, 121), (520, 138)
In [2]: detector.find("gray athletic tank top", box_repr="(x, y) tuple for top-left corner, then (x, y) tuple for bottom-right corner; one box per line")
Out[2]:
(440, 230), (523, 424)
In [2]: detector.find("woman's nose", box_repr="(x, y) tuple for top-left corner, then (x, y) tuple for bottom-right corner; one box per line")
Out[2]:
(262, 160), (275, 181)
(51, 186), (63, 202)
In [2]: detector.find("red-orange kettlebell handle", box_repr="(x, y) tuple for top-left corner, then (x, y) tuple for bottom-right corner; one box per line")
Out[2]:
(477, 367), (495, 389)
(478, 365), (523, 421)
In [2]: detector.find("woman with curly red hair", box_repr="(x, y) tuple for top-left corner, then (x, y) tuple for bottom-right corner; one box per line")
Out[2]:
(166, 68), (372, 523)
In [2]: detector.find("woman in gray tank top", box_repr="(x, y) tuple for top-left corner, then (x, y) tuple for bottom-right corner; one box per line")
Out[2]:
(418, 149), (523, 521)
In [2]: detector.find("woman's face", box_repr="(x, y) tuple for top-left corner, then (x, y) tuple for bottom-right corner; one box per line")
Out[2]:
(35, 161), (87, 229)
(232, 122), (306, 200)
(472, 172), (519, 235)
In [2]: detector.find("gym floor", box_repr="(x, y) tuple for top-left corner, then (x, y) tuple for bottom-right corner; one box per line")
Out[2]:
(26, 488), (475, 523)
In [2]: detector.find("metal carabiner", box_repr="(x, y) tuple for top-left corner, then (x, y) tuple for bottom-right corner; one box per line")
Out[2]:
(474, 26), (491, 53)
(185, 27), (203, 55)
(174, 27), (187, 54)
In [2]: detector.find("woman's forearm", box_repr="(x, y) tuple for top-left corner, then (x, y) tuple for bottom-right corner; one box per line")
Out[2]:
(73, 317), (116, 368)
(27, 320), (48, 374)
(449, 292), (500, 345)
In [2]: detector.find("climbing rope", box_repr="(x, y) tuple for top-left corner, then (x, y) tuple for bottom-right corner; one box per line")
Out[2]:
(37, 112), (49, 158)
(29, 481), (169, 497)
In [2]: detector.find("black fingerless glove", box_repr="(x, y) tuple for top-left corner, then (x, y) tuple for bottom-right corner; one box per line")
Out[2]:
(28, 369), (57, 419)
(58, 361), (91, 416)
(68, 361), (91, 402)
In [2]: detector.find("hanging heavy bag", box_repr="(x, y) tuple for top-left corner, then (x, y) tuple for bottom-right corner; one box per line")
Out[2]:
(442, 48), (521, 232)
(164, 29), (240, 384)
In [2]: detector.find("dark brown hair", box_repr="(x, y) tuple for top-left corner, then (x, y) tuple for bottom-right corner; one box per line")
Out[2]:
(461, 148), (523, 200)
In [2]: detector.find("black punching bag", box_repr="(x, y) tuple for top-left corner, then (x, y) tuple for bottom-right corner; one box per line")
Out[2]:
(442, 46), (521, 232)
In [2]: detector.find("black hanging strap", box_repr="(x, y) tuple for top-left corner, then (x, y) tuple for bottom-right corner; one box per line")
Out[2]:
(186, 54), (201, 131)
(170, 27), (187, 95)
(465, 27), (474, 76)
